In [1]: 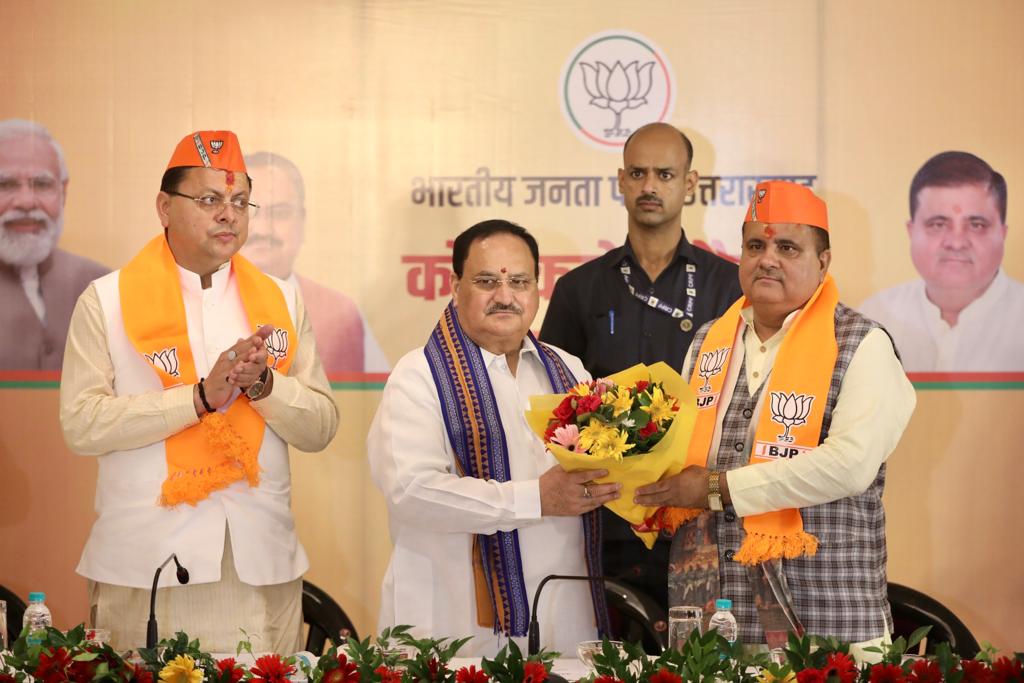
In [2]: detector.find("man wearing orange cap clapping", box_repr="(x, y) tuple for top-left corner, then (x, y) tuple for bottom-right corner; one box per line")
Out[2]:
(59, 131), (338, 652)
(635, 181), (916, 657)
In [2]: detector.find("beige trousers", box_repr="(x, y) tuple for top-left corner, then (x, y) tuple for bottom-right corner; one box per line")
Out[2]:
(89, 530), (303, 654)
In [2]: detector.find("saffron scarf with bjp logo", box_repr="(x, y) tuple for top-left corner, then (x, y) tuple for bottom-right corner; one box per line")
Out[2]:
(662, 275), (841, 565)
(119, 234), (296, 507)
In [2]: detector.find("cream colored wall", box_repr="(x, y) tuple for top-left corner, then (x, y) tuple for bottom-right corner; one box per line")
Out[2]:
(0, 0), (1021, 652)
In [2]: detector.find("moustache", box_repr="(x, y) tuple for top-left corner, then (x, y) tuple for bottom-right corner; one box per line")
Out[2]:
(637, 194), (662, 206)
(1, 208), (50, 227)
(485, 303), (523, 315)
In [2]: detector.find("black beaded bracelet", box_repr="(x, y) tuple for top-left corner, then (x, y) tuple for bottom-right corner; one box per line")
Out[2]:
(197, 377), (215, 413)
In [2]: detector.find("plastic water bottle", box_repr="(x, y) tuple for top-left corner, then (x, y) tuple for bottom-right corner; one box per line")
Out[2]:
(22, 592), (52, 647)
(708, 598), (738, 646)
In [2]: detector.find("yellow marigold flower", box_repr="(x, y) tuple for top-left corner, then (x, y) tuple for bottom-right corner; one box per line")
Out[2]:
(160, 655), (202, 683)
(591, 428), (634, 461)
(756, 671), (795, 683)
(641, 385), (676, 423)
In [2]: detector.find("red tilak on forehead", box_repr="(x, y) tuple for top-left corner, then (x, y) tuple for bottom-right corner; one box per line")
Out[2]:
(225, 170), (235, 188)
(763, 224), (775, 238)
(953, 204), (962, 214)
(500, 267), (507, 273)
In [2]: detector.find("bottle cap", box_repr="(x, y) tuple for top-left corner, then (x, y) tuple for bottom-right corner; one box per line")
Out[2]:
(715, 598), (732, 610)
(28, 591), (45, 602)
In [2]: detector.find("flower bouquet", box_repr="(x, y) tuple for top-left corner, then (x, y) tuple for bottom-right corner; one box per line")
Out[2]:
(525, 362), (696, 548)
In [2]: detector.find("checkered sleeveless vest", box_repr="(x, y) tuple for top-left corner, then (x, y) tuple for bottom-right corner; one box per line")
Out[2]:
(689, 303), (892, 643)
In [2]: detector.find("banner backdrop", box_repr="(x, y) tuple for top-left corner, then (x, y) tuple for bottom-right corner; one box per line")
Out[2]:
(1, 0), (1021, 651)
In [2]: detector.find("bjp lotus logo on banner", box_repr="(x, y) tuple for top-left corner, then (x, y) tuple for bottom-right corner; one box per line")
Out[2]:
(145, 347), (181, 378)
(560, 30), (675, 151)
(769, 391), (815, 442)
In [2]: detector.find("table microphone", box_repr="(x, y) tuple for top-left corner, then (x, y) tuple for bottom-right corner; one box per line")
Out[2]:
(146, 553), (190, 648)
(527, 573), (607, 656)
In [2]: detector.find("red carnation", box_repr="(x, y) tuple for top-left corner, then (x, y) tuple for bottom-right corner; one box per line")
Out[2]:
(522, 661), (548, 683)
(553, 397), (576, 422)
(251, 654), (296, 683)
(796, 669), (826, 683)
(992, 657), (1024, 683)
(375, 666), (403, 683)
(639, 420), (659, 438)
(648, 668), (682, 683)
(906, 659), (943, 683)
(324, 654), (361, 683)
(456, 665), (489, 683)
(960, 660), (995, 683)
(634, 380), (650, 392)
(34, 647), (74, 683)
(869, 663), (906, 683)
(575, 394), (602, 415)
(822, 652), (858, 683)
(217, 658), (246, 683)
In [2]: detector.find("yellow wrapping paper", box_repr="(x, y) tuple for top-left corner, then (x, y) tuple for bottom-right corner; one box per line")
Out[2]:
(525, 361), (697, 549)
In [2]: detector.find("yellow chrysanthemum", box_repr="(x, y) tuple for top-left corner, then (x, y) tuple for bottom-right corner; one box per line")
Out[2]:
(578, 418), (616, 453)
(591, 428), (635, 461)
(160, 655), (202, 683)
(756, 670), (795, 683)
(570, 382), (591, 396)
(609, 388), (635, 417)
(641, 385), (676, 423)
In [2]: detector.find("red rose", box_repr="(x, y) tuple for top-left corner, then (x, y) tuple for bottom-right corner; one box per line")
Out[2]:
(324, 655), (360, 683)
(251, 654), (296, 683)
(960, 660), (995, 683)
(992, 657), (1023, 683)
(575, 394), (602, 415)
(375, 666), (403, 683)
(634, 380), (650, 392)
(796, 669), (826, 683)
(553, 396), (576, 422)
(456, 665), (489, 683)
(822, 652), (858, 683)
(639, 420), (659, 438)
(648, 669), (682, 683)
(906, 659), (943, 683)
(522, 661), (548, 683)
(869, 663), (906, 683)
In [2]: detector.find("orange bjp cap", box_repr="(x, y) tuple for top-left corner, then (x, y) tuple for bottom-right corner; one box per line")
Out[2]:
(165, 131), (247, 173)
(744, 180), (829, 232)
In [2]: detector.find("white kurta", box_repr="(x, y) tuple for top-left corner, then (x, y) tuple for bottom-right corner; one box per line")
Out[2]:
(368, 336), (598, 657)
(858, 270), (1024, 372)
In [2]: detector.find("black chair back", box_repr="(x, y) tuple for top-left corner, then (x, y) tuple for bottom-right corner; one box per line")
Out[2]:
(302, 580), (359, 655)
(605, 578), (668, 653)
(888, 582), (980, 658)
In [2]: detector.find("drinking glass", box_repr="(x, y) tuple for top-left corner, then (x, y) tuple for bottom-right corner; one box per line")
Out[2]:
(668, 605), (703, 651)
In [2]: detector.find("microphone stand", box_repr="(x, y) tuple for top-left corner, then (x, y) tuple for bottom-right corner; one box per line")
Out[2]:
(527, 574), (607, 656)
(146, 553), (190, 649)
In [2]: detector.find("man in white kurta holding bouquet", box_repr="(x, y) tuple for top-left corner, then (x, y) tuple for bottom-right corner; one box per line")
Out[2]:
(368, 219), (620, 656)
(60, 130), (338, 653)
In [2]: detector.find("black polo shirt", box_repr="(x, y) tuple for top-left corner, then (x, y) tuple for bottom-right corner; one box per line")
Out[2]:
(539, 231), (742, 378)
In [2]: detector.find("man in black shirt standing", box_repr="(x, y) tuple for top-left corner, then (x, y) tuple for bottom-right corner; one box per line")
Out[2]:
(539, 122), (742, 613)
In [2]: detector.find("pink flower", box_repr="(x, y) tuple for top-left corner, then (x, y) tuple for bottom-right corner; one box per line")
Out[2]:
(594, 378), (614, 395)
(550, 424), (581, 451)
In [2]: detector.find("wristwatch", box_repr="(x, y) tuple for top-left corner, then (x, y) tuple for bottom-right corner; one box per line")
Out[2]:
(708, 471), (724, 511)
(244, 368), (270, 400)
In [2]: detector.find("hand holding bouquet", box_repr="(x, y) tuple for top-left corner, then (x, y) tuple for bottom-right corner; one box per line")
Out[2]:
(526, 362), (697, 548)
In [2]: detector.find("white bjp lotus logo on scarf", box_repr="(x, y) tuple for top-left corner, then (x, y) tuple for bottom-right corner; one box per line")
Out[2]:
(697, 348), (729, 393)
(769, 392), (815, 443)
(145, 347), (181, 378)
(265, 329), (288, 368)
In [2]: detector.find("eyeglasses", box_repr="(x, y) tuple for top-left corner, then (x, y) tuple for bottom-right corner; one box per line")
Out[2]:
(166, 190), (259, 218)
(469, 275), (536, 292)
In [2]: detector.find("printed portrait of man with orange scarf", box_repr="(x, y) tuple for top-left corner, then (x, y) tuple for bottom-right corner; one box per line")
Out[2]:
(59, 131), (338, 653)
(635, 181), (916, 659)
